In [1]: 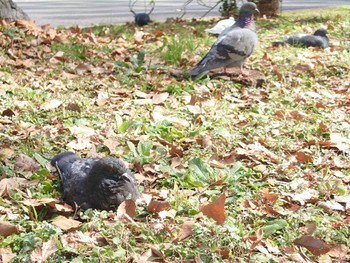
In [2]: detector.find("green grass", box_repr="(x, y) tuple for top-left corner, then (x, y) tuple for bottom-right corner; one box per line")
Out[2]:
(0, 7), (350, 262)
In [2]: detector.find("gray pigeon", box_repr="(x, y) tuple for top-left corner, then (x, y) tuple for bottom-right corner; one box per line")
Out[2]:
(272, 28), (329, 49)
(51, 151), (139, 211)
(189, 2), (259, 79)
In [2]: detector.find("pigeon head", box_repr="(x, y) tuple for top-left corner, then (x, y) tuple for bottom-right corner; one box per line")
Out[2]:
(313, 28), (328, 37)
(237, 2), (259, 28)
(239, 2), (259, 16)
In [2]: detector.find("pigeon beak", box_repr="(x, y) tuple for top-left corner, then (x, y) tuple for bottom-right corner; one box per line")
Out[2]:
(255, 8), (260, 14)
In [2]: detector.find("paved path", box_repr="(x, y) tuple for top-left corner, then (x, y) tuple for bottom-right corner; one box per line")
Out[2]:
(15, 0), (350, 27)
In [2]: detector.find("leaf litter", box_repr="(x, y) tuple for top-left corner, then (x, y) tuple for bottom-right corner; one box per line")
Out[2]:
(0, 8), (350, 262)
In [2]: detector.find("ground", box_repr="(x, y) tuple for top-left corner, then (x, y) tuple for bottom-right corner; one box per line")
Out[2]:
(0, 7), (349, 262)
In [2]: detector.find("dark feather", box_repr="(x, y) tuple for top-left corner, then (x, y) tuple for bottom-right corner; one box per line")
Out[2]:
(51, 152), (139, 211)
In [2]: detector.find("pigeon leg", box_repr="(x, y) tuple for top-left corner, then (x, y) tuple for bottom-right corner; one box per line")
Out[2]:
(239, 65), (250, 77)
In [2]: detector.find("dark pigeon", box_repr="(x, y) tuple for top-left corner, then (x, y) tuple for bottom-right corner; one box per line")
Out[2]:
(129, 0), (154, 26)
(51, 151), (139, 211)
(134, 13), (151, 26)
(272, 28), (329, 49)
(189, 2), (259, 79)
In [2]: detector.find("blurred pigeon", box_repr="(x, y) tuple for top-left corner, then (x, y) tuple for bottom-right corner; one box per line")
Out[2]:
(51, 151), (139, 211)
(205, 17), (235, 35)
(189, 2), (259, 79)
(129, 0), (155, 26)
(134, 13), (151, 26)
(272, 28), (329, 49)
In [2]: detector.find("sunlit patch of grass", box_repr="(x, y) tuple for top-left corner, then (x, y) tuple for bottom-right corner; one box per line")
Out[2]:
(51, 42), (88, 60)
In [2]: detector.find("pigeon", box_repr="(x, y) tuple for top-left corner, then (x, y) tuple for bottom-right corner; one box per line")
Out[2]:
(51, 151), (139, 211)
(129, 0), (155, 26)
(134, 13), (151, 26)
(205, 17), (235, 35)
(189, 2), (259, 79)
(272, 28), (329, 49)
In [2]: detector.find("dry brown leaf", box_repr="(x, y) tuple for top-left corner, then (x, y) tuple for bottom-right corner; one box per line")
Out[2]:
(283, 188), (319, 205)
(15, 20), (39, 32)
(176, 221), (195, 243)
(318, 200), (346, 212)
(327, 244), (348, 258)
(50, 51), (66, 63)
(261, 188), (278, 204)
(147, 198), (170, 213)
(51, 215), (81, 232)
(290, 110), (307, 121)
(294, 235), (331, 256)
(68, 126), (95, 138)
(0, 177), (28, 197)
(319, 122), (329, 133)
(200, 191), (226, 225)
(152, 92), (169, 104)
(1, 109), (16, 117)
(116, 199), (136, 219)
(295, 152), (312, 164)
(41, 99), (62, 110)
(0, 221), (18, 237)
(67, 138), (93, 150)
(30, 237), (58, 263)
(61, 230), (98, 249)
(329, 133), (350, 152)
(14, 154), (40, 173)
(186, 105), (202, 115)
(159, 209), (177, 220)
(0, 247), (16, 263)
(75, 63), (92, 75)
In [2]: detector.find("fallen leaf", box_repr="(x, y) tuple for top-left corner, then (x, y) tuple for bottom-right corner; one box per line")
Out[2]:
(0, 145), (15, 160)
(0, 221), (18, 237)
(75, 63), (92, 75)
(0, 177), (29, 197)
(261, 188), (278, 204)
(159, 209), (177, 220)
(30, 237), (58, 263)
(51, 216), (81, 232)
(175, 221), (195, 243)
(0, 247), (16, 263)
(116, 199), (136, 219)
(61, 230), (98, 248)
(318, 200), (346, 212)
(294, 235), (331, 256)
(187, 105), (202, 115)
(152, 92), (169, 104)
(295, 152), (312, 163)
(147, 198), (170, 213)
(200, 191), (226, 225)
(327, 244), (348, 258)
(283, 188), (319, 205)
(67, 138), (93, 150)
(41, 99), (62, 110)
(68, 126), (95, 138)
(14, 154), (40, 173)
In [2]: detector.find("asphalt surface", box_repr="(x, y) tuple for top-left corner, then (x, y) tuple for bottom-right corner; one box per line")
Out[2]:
(15, 0), (350, 27)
